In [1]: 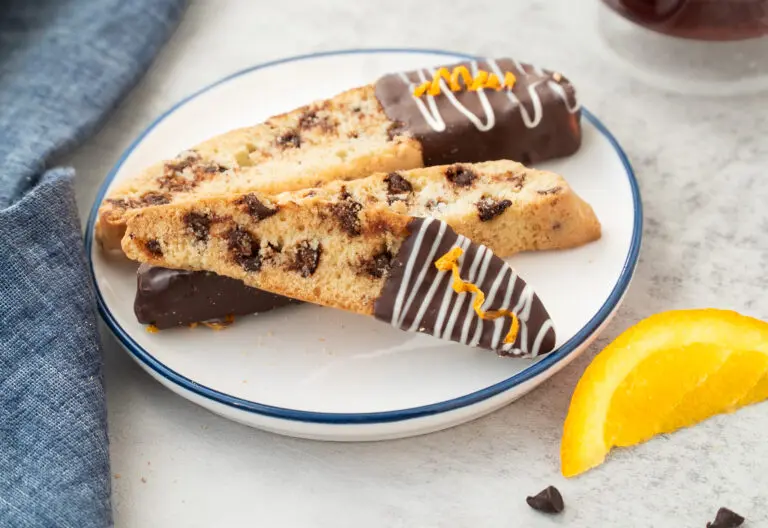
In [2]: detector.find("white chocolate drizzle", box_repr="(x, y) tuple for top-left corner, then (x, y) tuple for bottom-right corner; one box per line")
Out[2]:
(381, 218), (556, 357)
(399, 58), (580, 134)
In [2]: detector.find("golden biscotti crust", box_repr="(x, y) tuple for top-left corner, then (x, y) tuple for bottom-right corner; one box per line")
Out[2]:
(121, 192), (412, 314)
(97, 85), (423, 250)
(280, 159), (601, 257)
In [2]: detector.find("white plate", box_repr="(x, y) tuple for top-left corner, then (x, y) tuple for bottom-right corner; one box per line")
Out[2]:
(86, 49), (642, 441)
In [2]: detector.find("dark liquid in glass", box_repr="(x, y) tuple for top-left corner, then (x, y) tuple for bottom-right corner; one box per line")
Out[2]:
(602, 0), (768, 40)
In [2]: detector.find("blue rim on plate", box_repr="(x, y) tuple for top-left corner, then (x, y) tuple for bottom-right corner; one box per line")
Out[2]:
(85, 48), (643, 425)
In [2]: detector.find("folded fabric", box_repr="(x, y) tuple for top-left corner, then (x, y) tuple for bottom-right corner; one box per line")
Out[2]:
(0, 1), (186, 526)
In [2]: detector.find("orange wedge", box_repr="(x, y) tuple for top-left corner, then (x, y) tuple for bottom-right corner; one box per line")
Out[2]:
(561, 309), (768, 478)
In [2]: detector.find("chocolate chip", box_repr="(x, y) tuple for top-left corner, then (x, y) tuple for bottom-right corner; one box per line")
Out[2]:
(298, 109), (335, 132)
(267, 242), (282, 253)
(227, 226), (253, 256)
(384, 172), (413, 196)
(227, 226), (261, 272)
(538, 187), (562, 195)
(157, 173), (195, 192)
(203, 164), (228, 174)
(707, 507), (745, 528)
(298, 110), (319, 128)
(506, 173), (526, 191)
(386, 121), (406, 141)
(361, 250), (393, 279)
(106, 198), (131, 209)
(331, 191), (363, 237)
(145, 239), (163, 257)
(445, 165), (477, 187)
(552, 222), (562, 230)
(351, 106), (361, 113)
(238, 256), (262, 272)
(164, 151), (199, 172)
(237, 193), (278, 221)
(276, 130), (301, 149)
(184, 212), (211, 242)
(476, 197), (512, 222)
(290, 240), (321, 277)
(140, 191), (171, 206)
(526, 486), (564, 514)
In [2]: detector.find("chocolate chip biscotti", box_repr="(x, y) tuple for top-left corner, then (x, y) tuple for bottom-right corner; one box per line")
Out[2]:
(97, 57), (581, 250)
(121, 194), (557, 357)
(133, 159), (598, 330)
(281, 159), (600, 257)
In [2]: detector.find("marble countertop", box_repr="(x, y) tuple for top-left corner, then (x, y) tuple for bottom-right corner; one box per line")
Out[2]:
(65, 1), (768, 526)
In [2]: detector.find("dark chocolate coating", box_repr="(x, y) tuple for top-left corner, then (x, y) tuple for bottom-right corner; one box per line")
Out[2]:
(134, 264), (299, 329)
(373, 218), (556, 357)
(375, 58), (581, 166)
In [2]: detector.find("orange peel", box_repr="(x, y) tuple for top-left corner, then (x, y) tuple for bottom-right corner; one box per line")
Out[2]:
(412, 66), (518, 97)
(434, 247), (519, 344)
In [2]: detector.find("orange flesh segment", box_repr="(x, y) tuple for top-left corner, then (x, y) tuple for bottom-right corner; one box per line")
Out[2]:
(561, 309), (768, 478)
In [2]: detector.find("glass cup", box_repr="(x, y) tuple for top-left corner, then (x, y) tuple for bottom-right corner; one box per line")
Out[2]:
(596, 0), (768, 95)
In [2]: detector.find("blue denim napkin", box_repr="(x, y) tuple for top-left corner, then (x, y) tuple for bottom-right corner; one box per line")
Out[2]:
(0, 1), (186, 526)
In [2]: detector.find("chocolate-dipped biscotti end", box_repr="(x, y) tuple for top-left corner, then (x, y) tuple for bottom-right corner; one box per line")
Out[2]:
(97, 57), (581, 253)
(134, 264), (300, 329)
(130, 159), (598, 332)
(374, 218), (556, 357)
(375, 57), (581, 167)
(121, 191), (556, 356)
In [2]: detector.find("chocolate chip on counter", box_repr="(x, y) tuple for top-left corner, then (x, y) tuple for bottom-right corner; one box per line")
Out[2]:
(184, 212), (211, 242)
(384, 172), (413, 196)
(290, 240), (321, 278)
(476, 197), (512, 222)
(707, 507), (745, 528)
(140, 191), (171, 206)
(526, 486), (564, 514)
(537, 186), (562, 196)
(237, 193), (278, 221)
(276, 130), (301, 149)
(361, 250), (393, 279)
(145, 239), (163, 257)
(445, 165), (477, 187)
(331, 191), (363, 237)
(227, 226), (261, 272)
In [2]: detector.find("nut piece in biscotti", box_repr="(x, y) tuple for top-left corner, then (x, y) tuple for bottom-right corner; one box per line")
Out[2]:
(284, 159), (600, 257)
(121, 195), (557, 357)
(96, 57), (581, 251)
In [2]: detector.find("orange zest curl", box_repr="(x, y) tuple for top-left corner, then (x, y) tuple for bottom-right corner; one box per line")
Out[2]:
(504, 72), (517, 90)
(434, 247), (520, 345)
(412, 66), (517, 97)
